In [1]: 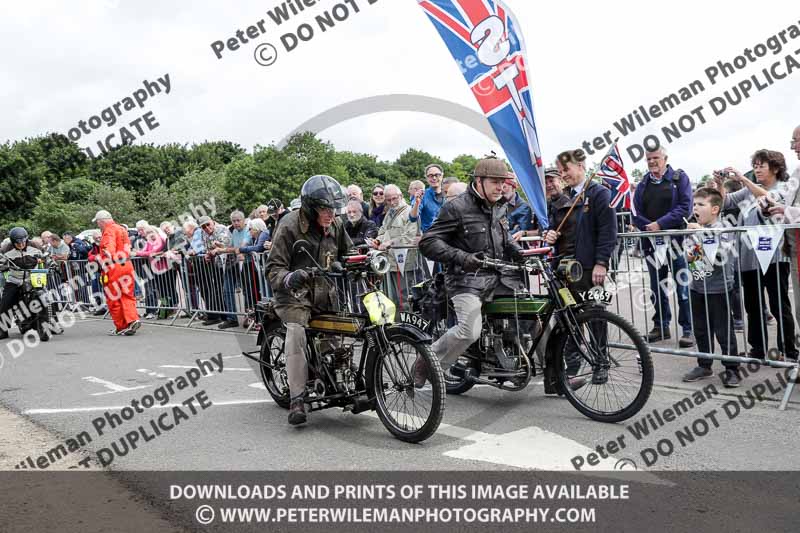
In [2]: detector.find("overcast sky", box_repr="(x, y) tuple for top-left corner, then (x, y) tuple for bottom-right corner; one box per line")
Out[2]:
(2, 0), (799, 180)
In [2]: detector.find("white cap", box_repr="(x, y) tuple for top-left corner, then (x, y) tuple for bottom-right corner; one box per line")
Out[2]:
(92, 210), (112, 223)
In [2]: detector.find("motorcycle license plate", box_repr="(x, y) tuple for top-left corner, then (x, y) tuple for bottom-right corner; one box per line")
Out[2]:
(30, 270), (48, 288)
(558, 288), (577, 307)
(399, 312), (430, 331)
(580, 289), (613, 304)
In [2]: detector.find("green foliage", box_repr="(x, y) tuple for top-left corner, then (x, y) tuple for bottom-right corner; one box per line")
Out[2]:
(87, 143), (192, 195)
(169, 168), (232, 220)
(82, 184), (141, 227)
(60, 177), (101, 204)
(0, 139), (46, 222)
(0, 130), (483, 233)
(38, 133), (90, 185)
(449, 154), (479, 180)
(224, 133), (345, 210)
(188, 141), (246, 170)
(30, 190), (84, 236)
(394, 148), (447, 183)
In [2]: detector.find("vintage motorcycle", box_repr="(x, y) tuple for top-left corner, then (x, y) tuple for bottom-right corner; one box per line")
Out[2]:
(243, 241), (445, 443)
(0, 253), (57, 341)
(409, 247), (653, 423)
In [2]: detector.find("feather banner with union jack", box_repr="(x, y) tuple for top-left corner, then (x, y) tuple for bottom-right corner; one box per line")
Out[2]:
(418, 0), (548, 229)
(596, 142), (632, 210)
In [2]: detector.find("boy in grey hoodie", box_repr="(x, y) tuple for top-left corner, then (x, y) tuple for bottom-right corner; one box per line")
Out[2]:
(683, 188), (741, 388)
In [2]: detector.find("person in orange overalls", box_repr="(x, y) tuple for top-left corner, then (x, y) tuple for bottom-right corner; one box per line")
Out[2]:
(93, 210), (140, 336)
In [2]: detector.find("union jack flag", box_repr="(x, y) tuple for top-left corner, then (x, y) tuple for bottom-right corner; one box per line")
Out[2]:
(418, 0), (548, 229)
(596, 143), (631, 210)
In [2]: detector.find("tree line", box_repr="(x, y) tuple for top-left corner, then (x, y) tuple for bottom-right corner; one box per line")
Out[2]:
(0, 132), (481, 237)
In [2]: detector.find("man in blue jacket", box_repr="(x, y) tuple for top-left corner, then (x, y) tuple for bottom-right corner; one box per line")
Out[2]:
(409, 164), (446, 233)
(632, 146), (694, 347)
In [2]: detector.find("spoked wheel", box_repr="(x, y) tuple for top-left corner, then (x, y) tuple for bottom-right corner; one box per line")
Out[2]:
(554, 308), (653, 423)
(260, 324), (290, 409)
(367, 330), (445, 443)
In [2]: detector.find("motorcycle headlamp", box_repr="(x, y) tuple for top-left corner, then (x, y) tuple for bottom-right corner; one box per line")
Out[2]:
(557, 259), (583, 284)
(368, 251), (391, 276)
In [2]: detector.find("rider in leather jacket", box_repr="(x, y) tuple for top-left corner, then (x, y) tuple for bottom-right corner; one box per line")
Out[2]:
(0, 227), (55, 339)
(416, 156), (525, 386)
(265, 175), (351, 426)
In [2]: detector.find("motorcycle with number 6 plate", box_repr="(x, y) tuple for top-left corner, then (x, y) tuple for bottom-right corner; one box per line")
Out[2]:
(242, 240), (445, 443)
(0, 253), (58, 341)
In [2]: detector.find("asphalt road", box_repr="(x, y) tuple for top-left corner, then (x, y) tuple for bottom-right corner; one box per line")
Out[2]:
(1, 316), (798, 473)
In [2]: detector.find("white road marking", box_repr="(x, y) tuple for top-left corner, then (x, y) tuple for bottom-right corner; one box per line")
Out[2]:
(362, 411), (668, 485)
(82, 376), (150, 396)
(137, 368), (168, 379)
(25, 398), (273, 414)
(159, 365), (250, 372)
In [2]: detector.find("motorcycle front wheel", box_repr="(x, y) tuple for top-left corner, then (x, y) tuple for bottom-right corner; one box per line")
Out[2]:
(366, 329), (445, 443)
(553, 308), (653, 423)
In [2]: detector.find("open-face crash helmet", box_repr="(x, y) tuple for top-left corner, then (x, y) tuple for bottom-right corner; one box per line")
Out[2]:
(300, 175), (347, 219)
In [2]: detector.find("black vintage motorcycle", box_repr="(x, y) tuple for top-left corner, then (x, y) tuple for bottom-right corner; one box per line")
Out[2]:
(243, 241), (445, 443)
(409, 247), (653, 423)
(0, 254), (57, 341)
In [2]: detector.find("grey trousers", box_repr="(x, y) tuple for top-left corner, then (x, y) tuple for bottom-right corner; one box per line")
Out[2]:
(275, 304), (338, 400)
(431, 293), (483, 367)
(275, 306), (311, 401)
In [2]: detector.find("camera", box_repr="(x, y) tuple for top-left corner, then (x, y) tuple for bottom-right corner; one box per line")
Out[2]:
(760, 199), (775, 217)
(714, 170), (736, 179)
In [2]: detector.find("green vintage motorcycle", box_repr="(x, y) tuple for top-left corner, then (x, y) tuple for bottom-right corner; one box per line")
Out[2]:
(408, 247), (653, 423)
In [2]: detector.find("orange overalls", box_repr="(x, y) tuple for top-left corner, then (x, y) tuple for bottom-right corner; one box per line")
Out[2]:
(100, 222), (139, 331)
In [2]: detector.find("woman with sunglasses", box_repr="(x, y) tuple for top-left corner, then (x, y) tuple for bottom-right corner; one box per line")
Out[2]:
(369, 185), (387, 227)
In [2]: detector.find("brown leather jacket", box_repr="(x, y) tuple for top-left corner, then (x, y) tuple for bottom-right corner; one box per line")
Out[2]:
(265, 209), (352, 312)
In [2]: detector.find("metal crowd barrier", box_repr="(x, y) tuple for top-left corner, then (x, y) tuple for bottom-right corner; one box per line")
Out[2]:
(603, 224), (800, 410)
(181, 253), (271, 330)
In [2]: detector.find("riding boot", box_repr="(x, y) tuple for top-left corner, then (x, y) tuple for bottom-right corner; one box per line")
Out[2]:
(288, 394), (307, 426)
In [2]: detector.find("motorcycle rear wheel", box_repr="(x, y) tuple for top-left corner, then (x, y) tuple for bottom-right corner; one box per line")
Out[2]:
(259, 323), (290, 409)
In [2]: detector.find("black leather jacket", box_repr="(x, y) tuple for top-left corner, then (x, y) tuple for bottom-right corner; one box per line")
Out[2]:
(344, 216), (378, 247)
(419, 182), (523, 300)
